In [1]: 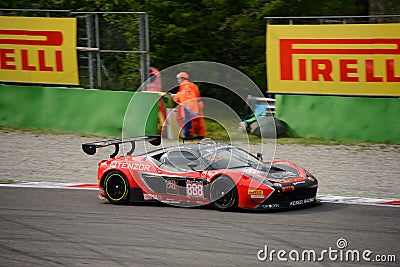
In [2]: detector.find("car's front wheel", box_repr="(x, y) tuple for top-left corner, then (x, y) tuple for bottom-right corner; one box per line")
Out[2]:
(210, 176), (238, 211)
(103, 171), (130, 204)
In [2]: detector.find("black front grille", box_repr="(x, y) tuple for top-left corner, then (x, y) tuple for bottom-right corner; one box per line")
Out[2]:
(261, 186), (318, 206)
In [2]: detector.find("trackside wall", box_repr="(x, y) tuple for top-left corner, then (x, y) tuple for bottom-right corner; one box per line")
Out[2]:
(274, 94), (400, 144)
(0, 84), (159, 137)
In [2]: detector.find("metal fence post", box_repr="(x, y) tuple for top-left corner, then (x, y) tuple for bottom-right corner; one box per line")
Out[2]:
(86, 14), (96, 89)
(95, 14), (101, 88)
(139, 12), (149, 87)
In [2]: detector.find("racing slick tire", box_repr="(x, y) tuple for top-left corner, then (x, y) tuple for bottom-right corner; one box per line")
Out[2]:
(104, 171), (130, 205)
(210, 176), (238, 211)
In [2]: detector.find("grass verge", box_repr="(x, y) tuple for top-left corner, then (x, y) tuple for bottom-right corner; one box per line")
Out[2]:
(1, 124), (399, 148)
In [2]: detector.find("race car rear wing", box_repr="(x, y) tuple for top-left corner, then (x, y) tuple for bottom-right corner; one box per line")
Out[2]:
(82, 136), (161, 158)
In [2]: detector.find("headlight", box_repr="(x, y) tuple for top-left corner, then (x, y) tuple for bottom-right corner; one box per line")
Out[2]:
(306, 171), (317, 182)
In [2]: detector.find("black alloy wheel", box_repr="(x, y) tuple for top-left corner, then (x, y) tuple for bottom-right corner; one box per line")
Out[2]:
(210, 176), (238, 211)
(104, 171), (130, 204)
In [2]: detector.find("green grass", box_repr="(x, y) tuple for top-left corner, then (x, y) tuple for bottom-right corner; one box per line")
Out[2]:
(1, 124), (399, 148)
(202, 119), (400, 147)
(0, 179), (20, 184)
(0, 126), (114, 139)
(203, 119), (229, 141)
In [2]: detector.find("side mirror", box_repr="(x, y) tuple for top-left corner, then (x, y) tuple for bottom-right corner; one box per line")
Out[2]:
(187, 162), (199, 171)
(257, 152), (263, 161)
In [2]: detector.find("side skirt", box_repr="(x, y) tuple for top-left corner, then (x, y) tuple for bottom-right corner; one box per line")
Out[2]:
(130, 188), (145, 202)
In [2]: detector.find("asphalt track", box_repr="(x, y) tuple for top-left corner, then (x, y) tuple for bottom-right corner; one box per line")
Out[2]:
(0, 187), (398, 267)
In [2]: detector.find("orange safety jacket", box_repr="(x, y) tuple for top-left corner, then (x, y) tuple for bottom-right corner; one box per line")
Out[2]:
(174, 80), (201, 117)
(146, 68), (162, 92)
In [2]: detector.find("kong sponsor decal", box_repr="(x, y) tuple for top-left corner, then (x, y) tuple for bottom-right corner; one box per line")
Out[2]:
(0, 16), (79, 85)
(267, 24), (400, 96)
(166, 179), (178, 195)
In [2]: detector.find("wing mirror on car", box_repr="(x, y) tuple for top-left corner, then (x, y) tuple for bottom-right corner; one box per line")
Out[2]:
(187, 162), (199, 171)
(257, 152), (263, 161)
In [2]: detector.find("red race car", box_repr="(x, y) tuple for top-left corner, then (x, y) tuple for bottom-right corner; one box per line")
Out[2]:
(82, 136), (318, 211)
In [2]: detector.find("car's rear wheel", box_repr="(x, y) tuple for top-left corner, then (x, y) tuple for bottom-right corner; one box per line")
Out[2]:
(210, 176), (238, 211)
(104, 171), (130, 204)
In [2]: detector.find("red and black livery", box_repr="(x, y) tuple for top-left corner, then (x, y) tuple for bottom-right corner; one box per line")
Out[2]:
(82, 136), (318, 211)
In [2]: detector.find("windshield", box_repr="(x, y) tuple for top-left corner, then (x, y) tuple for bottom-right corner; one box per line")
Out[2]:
(203, 147), (263, 170)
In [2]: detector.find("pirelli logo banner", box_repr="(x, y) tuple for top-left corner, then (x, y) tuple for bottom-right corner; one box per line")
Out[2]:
(267, 24), (400, 96)
(0, 16), (79, 85)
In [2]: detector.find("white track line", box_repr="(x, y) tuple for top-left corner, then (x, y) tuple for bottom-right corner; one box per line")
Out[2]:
(0, 181), (98, 190)
(0, 182), (398, 207)
(317, 194), (399, 207)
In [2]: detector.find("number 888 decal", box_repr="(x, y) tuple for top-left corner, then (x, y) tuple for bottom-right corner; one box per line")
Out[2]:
(186, 181), (204, 198)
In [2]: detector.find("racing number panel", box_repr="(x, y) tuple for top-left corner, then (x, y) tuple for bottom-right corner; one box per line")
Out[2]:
(139, 173), (207, 199)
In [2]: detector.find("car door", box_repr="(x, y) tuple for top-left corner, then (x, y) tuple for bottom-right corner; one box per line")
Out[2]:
(140, 149), (207, 201)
